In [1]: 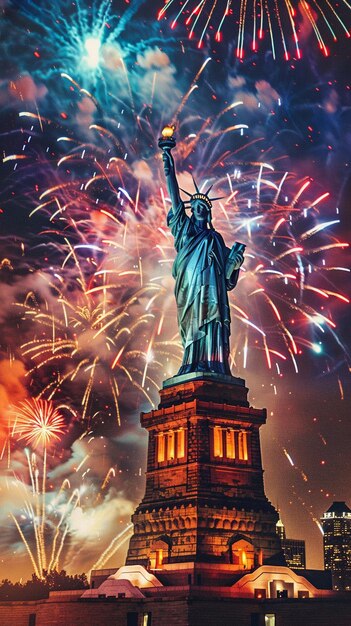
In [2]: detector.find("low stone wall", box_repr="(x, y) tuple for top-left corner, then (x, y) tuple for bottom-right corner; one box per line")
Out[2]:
(1, 592), (351, 626)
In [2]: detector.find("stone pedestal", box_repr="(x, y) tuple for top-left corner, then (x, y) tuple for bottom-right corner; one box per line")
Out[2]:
(126, 375), (284, 570)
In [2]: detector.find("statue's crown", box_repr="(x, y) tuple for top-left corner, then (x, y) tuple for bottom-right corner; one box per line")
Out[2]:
(181, 177), (223, 209)
(190, 193), (213, 209)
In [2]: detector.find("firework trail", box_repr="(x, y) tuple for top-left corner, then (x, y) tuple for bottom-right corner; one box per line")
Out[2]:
(91, 523), (133, 571)
(11, 399), (66, 552)
(6, 423), (136, 577)
(9, 400), (66, 576)
(158, 0), (351, 59)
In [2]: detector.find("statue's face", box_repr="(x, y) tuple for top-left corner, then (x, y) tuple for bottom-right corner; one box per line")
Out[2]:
(191, 199), (210, 222)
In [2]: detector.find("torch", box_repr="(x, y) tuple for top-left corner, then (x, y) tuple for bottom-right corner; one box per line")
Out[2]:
(158, 125), (176, 152)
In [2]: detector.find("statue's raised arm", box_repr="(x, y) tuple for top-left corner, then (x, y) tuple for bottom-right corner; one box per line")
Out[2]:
(159, 127), (245, 378)
(158, 127), (188, 249)
(161, 147), (181, 209)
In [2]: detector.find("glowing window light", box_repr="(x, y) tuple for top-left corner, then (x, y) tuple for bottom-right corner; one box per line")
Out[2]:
(157, 433), (165, 463)
(166, 431), (175, 460)
(155, 549), (163, 569)
(157, 429), (187, 463)
(226, 429), (235, 459)
(238, 431), (248, 460)
(213, 426), (223, 457)
(241, 549), (247, 568)
(176, 429), (185, 458)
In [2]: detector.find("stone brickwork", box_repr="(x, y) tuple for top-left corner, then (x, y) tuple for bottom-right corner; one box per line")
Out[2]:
(0, 596), (188, 626)
(2, 593), (351, 626)
(126, 376), (283, 568)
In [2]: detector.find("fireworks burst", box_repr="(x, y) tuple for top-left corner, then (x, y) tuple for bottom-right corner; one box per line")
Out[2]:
(3, 0), (150, 87)
(213, 167), (350, 373)
(11, 398), (65, 448)
(6, 70), (349, 395)
(17, 259), (163, 423)
(0, 26), (349, 579)
(158, 0), (351, 59)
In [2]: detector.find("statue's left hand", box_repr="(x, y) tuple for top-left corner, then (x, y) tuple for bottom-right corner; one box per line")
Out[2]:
(228, 249), (244, 270)
(225, 246), (244, 282)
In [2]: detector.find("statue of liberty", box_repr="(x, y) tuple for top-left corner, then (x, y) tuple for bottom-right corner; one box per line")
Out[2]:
(159, 128), (245, 377)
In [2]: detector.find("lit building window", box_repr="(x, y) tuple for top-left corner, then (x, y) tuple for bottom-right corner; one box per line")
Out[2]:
(157, 433), (165, 463)
(265, 615), (276, 626)
(226, 429), (235, 459)
(214, 426), (224, 458)
(167, 431), (175, 460)
(142, 613), (152, 626)
(213, 427), (249, 461)
(176, 428), (185, 459)
(156, 430), (186, 464)
(238, 430), (248, 460)
(241, 549), (247, 568)
(155, 549), (163, 568)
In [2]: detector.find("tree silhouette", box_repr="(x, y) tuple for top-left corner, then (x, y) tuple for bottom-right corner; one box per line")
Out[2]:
(0, 570), (88, 600)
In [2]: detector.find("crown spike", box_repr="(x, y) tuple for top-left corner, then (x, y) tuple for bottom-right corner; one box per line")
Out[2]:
(192, 176), (200, 193)
(208, 195), (225, 202)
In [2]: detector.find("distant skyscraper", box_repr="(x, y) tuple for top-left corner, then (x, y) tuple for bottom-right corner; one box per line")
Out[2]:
(276, 517), (306, 570)
(321, 501), (351, 591)
(276, 518), (286, 541)
(283, 539), (306, 570)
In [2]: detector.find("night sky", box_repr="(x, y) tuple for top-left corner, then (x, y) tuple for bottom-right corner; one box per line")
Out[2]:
(0, 0), (350, 581)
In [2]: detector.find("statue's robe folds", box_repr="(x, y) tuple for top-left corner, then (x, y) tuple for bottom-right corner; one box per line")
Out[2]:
(168, 202), (240, 375)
